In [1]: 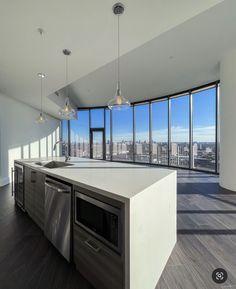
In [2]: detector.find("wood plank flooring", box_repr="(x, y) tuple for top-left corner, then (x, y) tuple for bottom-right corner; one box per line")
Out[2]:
(0, 185), (94, 289)
(0, 170), (235, 289)
(156, 170), (236, 289)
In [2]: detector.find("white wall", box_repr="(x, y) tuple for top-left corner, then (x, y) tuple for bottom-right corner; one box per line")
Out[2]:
(0, 92), (60, 186)
(220, 48), (236, 192)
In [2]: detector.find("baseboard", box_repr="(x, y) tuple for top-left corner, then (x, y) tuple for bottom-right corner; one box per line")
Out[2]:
(0, 177), (10, 187)
(219, 184), (236, 194)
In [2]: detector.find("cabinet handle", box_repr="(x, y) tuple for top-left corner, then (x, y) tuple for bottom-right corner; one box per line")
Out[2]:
(11, 168), (15, 196)
(45, 181), (71, 194)
(84, 239), (101, 253)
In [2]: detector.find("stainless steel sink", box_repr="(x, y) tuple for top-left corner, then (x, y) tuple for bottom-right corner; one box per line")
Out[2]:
(34, 161), (72, 169)
(35, 161), (44, 166)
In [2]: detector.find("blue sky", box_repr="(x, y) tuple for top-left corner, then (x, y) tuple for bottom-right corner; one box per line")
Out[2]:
(67, 87), (216, 143)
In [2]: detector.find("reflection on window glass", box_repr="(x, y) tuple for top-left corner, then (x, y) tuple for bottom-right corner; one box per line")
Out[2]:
(91, 109), (104, 128)
(192, 87), (216, 171)
(70, 111), (90, 157)
(112, 107), (133, 161)
(170, 95), (189, 167)
(105, 109), (111, 160)
(134, 104), (150, 163)
(151, 100), (168, 165)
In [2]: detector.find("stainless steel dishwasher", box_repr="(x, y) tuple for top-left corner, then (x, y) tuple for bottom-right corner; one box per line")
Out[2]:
(45, 177), (72, 262)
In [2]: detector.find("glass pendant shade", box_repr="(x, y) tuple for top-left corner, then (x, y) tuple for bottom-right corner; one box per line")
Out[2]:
(108, 3), (130, 110)
(108, 85), (130, 110)
(59, 97), (77, 120)
(59, 49), (77, 120)
(36, 112), (47, 123)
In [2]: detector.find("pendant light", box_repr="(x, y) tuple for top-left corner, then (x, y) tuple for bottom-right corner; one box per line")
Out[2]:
(36, 72), (47, 123)
(108, 3), (130, 110)
(59, 49), (76, 120)
(36, 28), (47, 124)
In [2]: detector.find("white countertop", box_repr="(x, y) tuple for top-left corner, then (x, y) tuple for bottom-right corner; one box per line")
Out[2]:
(16, 157), (176, 201)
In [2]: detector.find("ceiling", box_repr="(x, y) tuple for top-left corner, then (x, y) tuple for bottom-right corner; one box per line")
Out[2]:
(0, 0), (234, 118)
(66, 0), (236, 108)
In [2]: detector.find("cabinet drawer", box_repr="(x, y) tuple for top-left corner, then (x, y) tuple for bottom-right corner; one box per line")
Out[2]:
(34, 172), (45, 230)
(24, 167), (34, 217)
(24, 167), (45, 230)
(74, 225), (123, 289)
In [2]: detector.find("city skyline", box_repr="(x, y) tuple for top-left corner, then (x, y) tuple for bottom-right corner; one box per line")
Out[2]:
(64, 86), (217, 172)
(69, 125), (216, 143)
(69, 88), (216, 143)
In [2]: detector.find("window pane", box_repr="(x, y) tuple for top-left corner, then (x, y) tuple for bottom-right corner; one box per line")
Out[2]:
(112, 107), (133, 161)
(105, 109), (111, 160)
(192, 87), (216, 171)
(91, 108), (104, 128)
(151, 100), (168, 165)
(217, 84), (220, 173)
(134, 104), (150, 163)
(92, 131), (104, 160)
(70, 111), (90, 157)
(61, 120), (68, 156)
(170, 95), (189, 167)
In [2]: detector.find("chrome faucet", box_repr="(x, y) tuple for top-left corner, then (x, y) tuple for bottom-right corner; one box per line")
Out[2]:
(53, 139), (70, 162)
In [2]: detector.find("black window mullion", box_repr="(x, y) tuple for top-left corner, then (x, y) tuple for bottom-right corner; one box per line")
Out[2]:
(110, 109), (113, 161)
(215, 83), (219, 173)
(103, 109), (106, 159)
(168, 98), (171, 166)
(189, 91), (193, 169)
(149, 102), (152, 163)
(68, 120), (71, 157)
(89, 109), (92, 158)
(133, 105), (136, 162)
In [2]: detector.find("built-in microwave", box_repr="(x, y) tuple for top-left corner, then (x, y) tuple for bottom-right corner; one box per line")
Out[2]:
(75, 191), (121, 254)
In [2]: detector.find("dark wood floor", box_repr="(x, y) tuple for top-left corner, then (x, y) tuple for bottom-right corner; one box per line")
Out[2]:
(156, 170), (236, 289)
(0, 185), (94, 289)
(0, 170), (236, 289)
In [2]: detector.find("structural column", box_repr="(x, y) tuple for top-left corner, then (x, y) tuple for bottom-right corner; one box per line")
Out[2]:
(220, 48), (236, 191)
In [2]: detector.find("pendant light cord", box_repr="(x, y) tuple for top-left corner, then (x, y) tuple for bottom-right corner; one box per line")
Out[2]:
(108, 3), (130, 109)
(39, 28), (43, 114)
(66, 54), (69, 99)
(40, 76), (43, 113)
(117, 14), (120, 89)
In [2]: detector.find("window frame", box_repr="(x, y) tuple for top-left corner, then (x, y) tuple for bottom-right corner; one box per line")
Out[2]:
(60, 81), (220, 174)
(191, 85), (217, 172)
(169, 93), (190, 169)
(134, 102), (150, 163)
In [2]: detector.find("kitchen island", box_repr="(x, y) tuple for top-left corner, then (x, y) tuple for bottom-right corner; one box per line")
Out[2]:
(14, 157), (177, 289)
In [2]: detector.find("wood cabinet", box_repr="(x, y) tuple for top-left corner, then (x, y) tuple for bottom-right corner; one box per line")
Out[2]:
(24, 166), (45, 230)
(73, 186), (124, 289)
(74, 225), (123, 289)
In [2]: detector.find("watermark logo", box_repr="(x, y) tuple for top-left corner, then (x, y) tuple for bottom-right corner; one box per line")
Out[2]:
(212, 268), (228, 284)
